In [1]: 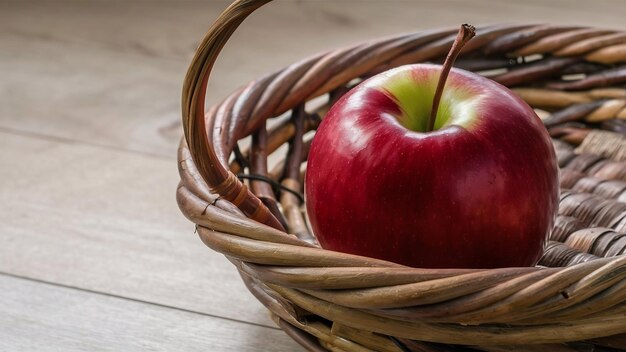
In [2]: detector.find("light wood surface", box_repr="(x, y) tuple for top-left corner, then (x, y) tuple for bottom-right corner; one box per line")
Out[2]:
(0, 274), (297, 352)
(0, 131), (278, 327)
(1, 1), (626, 351)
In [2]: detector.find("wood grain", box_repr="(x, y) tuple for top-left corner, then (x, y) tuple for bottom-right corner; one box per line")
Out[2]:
(0, 274), (302, 352)
(0, 132), (276, 328)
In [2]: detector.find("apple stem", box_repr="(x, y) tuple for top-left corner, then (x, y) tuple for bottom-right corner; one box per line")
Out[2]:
(427, 24), (476, 132)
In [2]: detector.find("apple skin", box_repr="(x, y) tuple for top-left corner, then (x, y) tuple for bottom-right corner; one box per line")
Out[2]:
(305, 64), (559, 269)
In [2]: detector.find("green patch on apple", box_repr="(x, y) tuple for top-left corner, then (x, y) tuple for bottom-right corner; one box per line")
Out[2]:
(380, 68), (480, 133)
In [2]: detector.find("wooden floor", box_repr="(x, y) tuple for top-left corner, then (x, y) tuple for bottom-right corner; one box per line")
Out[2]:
(1, 1), (626, 351)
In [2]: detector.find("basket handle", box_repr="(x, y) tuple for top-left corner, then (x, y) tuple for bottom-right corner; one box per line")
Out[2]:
(181, 0), (285, 230)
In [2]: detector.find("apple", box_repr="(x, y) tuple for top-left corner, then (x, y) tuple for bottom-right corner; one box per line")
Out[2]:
(305, 25), (559, 269)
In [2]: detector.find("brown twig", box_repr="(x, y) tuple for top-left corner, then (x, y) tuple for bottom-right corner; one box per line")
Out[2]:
(428, 24), (475, 132)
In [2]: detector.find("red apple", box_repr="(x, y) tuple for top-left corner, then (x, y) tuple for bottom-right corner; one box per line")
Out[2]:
(305, 35), (559, 269)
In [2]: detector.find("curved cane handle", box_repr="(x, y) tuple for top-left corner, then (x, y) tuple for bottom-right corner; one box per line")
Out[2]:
(181, 0), (284, 231)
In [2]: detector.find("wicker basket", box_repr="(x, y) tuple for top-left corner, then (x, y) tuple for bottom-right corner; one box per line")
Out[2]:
(177, 1), (626, 350)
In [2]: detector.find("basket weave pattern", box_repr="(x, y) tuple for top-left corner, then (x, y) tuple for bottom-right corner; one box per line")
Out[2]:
(178, 1), (626, 350)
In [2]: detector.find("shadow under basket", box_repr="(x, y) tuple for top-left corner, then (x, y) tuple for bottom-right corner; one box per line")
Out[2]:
(177, 1), (626, 351)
